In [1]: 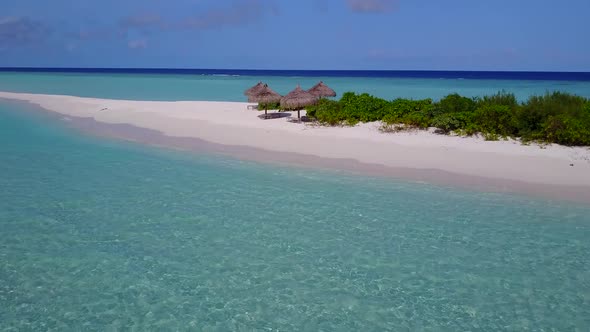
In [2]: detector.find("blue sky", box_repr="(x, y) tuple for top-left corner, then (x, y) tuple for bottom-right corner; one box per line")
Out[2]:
(1, 0), (589, 71)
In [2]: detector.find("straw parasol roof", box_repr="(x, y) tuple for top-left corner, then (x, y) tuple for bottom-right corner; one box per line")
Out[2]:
(281, 85), (318, 110)
(248, 84), (282, 116)
(244, 81), (265, 97)
(280, 85), (318, 119)
(307, 81), (336, 98)
(248, 84), (282, 104)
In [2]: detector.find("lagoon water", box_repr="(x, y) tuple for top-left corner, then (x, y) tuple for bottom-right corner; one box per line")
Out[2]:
(1, 70), (590, 102)
(1, 71), (590, 330)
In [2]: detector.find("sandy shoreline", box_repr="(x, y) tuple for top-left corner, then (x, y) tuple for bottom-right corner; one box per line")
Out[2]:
(2, 91), (590, 202)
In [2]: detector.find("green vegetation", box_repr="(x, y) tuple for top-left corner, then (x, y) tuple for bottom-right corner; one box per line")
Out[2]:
(305, 91), (590, 146)
(257, 102), (280, 111)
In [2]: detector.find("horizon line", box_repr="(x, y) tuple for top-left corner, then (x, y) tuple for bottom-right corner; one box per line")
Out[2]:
(1, 67), (590, 74)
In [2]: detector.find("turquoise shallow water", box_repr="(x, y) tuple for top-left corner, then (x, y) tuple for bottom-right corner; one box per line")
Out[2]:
(1, 101), (590, 331)
(1, 72), (590, 102)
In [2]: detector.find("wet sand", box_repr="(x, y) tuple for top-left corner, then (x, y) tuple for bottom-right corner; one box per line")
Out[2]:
(2, 91), (590, 203)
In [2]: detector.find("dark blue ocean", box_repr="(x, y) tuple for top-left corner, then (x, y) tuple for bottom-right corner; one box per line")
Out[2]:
(2, 68), (590, 81)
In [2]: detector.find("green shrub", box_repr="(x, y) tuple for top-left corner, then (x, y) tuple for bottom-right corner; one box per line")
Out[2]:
(387, 98), (433, 118)
(381, 98), (434, 130)
(382, 114), (398, 125)
(517, 91), (589, 140)
(542, 114), (590, 146)
(456, 125), (479, 136)
(306, 98), (344, 125)
(483, 132), (500, 141)
(258, 102), (280, 111)
(431, 113), (465, 133)
(306, 98), (338, 118)
(472, 105), (518, 137)
(383, 99), (414, 121)
(303, 90), (590, 146)
(400, 112), (430, 129)
(434, 93), (477, 115)
(477, 90), (519, 109)
(340, 92), (390, 122)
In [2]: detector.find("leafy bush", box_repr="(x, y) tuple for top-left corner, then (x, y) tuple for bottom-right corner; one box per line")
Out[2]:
(482, 132), (501, 141)
(305, 99), (342, 124)
(477, 90), (519, 109)
(304, 90), (590, 146)
(431, 113), (467, 133)
(381, 98), (433, 130)
(400, 112), (430, 128)
(258, 102), (280, 110)
(386, 98), (434, 120)
(340, 92), (390, 122)
(472, 105), (518, 137)
(434, 93), (477, 115)
(542, 114), (590, 146)
(517, 91), (588, 140)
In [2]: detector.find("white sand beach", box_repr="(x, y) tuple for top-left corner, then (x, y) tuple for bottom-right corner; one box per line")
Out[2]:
(2, 91), (590, 200)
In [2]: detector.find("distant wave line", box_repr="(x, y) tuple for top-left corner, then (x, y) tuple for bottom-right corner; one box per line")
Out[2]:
(1, 68), (590, 81)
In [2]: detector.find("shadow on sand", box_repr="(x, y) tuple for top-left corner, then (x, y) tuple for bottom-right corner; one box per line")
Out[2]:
(258, 112), (292, 120)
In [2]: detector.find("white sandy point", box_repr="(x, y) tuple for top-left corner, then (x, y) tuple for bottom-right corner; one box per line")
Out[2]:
(2, 91), (589, 188)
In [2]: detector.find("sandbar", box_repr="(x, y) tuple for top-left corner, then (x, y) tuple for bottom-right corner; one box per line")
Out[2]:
(2, 91), (589, 203)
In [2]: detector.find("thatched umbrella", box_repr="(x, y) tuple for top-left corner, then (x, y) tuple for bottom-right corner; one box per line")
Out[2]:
(248, 84), (282, 117)
(280, 85), (318, 119)
(244, 81), (265, 97)
(308, 81), (336, 98)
